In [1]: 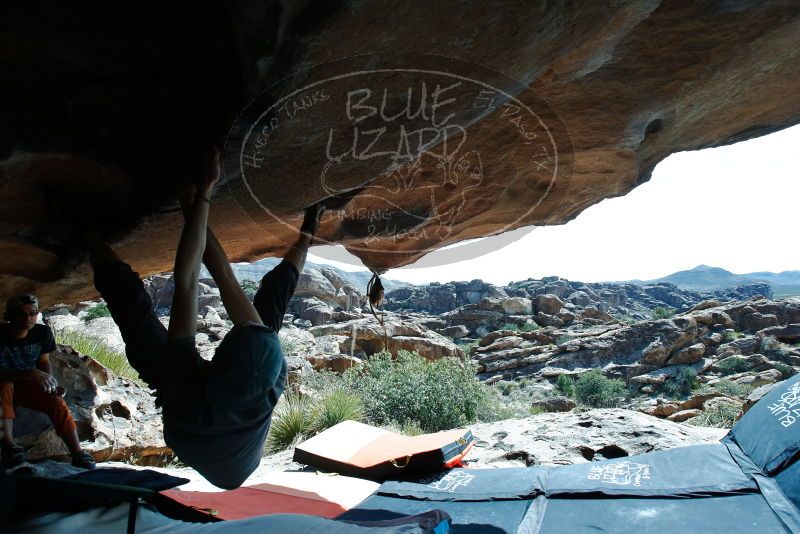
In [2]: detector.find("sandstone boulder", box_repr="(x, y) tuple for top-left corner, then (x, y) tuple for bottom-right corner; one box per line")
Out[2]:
(478, 329), (521, 347)
(578, 306), (615, 323)
(741, 382), (780, 414)
(294, 269), (339, 306)
(737, 312), (779, 332)
(467, 409), (727, 468)
(535, 294), (565, 316)
(440, 306), (507, 335)
(442, 325), (470, 339)
(308, 317), (463, 360)
(302, 302), (335, 326)
(667, 409), (703, 423)
(534, 312), (564, 328)
(631, 358), (713, 385)
(566, 291), (593, 307)
(641, 402), (680, 418)
(306, 353), (362, 374)
(476, 336), (525, 353)
(689, 300), (723, 312)
(732, 369), (783, 387)
(691, 309), (733, 327)
(667, 342), (706, 365)
(640, 340), (668, 366)
(144, 274), (175, 312)
(389, 336), (464, 361)
(46, 313), (82, 333)
(531, 396), (577, 413)
(477, 297), (532, 316)
(756, 323), (800, 342)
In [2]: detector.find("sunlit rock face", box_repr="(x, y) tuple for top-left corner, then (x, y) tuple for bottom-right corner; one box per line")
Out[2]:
(2, 1), (800, 306)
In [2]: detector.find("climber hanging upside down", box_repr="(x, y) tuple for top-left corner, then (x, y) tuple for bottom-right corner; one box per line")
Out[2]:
(66, 147), (323, 488)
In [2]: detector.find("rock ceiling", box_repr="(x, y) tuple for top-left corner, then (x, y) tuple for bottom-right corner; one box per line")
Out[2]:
(2, 1), (799, 306)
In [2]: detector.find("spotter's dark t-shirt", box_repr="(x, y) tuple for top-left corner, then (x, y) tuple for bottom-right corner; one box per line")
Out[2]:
(0, 323), (56, 370)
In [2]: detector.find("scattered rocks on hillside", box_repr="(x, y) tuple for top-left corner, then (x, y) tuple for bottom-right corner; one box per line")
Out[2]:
(293, 267), (365, 311)
(387, 275), (773, 329)
(471, 297), (800, 387)
(308, 316), (464, 361)
(384, 281), (508, 314)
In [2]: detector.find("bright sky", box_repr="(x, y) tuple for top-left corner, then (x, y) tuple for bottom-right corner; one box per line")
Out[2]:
(309, 124), (800, 285)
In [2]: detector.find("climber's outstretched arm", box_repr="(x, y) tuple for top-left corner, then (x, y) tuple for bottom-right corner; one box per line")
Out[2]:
(284, 204), (323, 274)
(168, 151), (219, 340)
(177, 154), (263, 327)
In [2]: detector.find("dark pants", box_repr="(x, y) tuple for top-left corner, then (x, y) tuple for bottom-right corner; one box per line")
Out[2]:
(92, 259), (299, 393)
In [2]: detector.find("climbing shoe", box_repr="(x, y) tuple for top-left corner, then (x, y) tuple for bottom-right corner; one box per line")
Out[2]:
(71, 450), (96, 469)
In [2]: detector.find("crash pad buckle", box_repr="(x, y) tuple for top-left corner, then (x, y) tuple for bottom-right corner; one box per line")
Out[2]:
(390, 455), (412, 469)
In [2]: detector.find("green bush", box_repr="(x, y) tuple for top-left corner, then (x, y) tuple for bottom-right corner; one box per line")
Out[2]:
(724, 330), (743, 342)
(663, 367), (698, 399)
(555, 374), (575, 397)
(83, 302), (111, 321)
(712, 379), (754, 398)
(774, 362), (797, 379)
(297, 350), (509, 439)
(54, 329), (139, 382)
(687, 402), (741, 428)
(574, 370), (626, 408)
(381, 421), (425, 436)
(499, 381), (517, 396)
(555, 334), (574, 345)
(240, 279), (259, 301)
(614, 315), (638, 325)
(457, 339), (480, 354)
(266, 391), (313, 453)
(717, 356), (748, 376)
(651, 307), (675, 319)
(346, 350), (490, 432)
(279, 336), (299, 354)
(311, 388), (364, 433)
(399, 421), (425, 436)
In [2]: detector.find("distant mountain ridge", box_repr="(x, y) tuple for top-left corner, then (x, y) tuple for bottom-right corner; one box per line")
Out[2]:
(201, 258), (411, 293)
(203, 260), (799, 299)
(612, 264), (800, 297)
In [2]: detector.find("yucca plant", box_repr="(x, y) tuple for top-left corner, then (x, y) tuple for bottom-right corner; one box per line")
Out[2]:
(311, 388), (364, 433)
(54, 329), (139, 382)
(266, 391), (313, 453)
